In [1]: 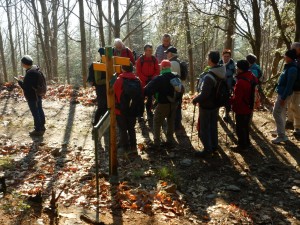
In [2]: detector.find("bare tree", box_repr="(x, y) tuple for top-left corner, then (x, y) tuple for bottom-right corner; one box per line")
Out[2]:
(79, 0), (87, 88)
(296, 0), (300, 41)
(96, 0), (105, 46)
(6, 0), (17, 77)
(0, 28), (8, 82)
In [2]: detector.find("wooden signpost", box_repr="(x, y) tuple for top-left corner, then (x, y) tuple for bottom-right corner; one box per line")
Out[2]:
(93, 46), (130, 178)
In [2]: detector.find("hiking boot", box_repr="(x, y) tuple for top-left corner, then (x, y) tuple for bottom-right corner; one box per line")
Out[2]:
(271, 136), (289, 144)
(230, 144), (249, 152)
(147, 111), (153, 119)
(29, 130), (44, 136)
(194, 149), (212, 157)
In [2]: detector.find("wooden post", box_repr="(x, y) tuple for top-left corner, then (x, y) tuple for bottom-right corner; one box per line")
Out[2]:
(105, 47), (118, 177)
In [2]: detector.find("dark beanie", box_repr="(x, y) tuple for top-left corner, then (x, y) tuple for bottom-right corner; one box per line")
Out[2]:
(98, 47), (105, 55)
(121, 62), (133, 72)
(236, 60), (250, 72)
(285, 49), (297, 60)
(21, 55), (33, 65)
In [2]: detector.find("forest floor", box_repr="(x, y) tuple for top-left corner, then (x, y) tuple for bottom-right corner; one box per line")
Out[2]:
(0, 83), (299, 225)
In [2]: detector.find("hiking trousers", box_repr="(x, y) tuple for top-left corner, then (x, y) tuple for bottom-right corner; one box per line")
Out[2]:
(116, 115), (136, 149)
(153, 102), (178, 145)
(273, 95), (290, 137)
(198, 107), (218, 152)
(27, 97), (45, 132)
(235, 114), (252, 148)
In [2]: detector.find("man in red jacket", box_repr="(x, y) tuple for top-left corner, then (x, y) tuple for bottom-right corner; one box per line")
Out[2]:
(113, 63), (143, 152)
(136, 44), (160, 119)
(230, 60), (258, 150)
(113, 38), (135, 65)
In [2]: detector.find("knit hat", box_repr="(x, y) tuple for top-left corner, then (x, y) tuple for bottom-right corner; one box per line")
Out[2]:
(21, 55), (33, 66)
(246, 53), (257, 64)
(236, 60), (250, 72)
(164, 46), (177, 54)
(285, 49), (297, 60)
(160, 60), (171, 68)
(98, 47), (105, 55)
(121, 62), (133, 72)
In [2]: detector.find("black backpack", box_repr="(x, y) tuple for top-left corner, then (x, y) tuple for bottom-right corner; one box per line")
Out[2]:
(175, 59), (188, 80)
(207, 72), (230, 107)
(118, 78), (143, 117)
(29, 67), (47, 97)
(167, 75), (184, 103)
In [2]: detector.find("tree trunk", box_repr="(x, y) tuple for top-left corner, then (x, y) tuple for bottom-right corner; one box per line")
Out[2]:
(252, 0), (262, 63)
(0, 28), (8, 82)
(79, 0), (87, 88)
(183, 0), (195, 93)
(15, 3), (23, 75)
(39, 0), (53, 80)
(96, 0), (106, 46)
(6, 0), (17, 77)
(63, 0), (71, 84)
(113, 0), (120, 38)
(224, 0), (235, 52)
(108, 0), (112, 44)
(51, 0), (59, 81)
(295, 0), (300, 41)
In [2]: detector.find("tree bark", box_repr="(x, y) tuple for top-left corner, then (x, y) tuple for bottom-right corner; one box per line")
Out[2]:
(224, 0), (235, 52)
(113, 0), (120, 38)
(6, 0), (17, 77)
(252, 0), (262, 63)
(108, 0), (112, 43)
(295, 0), (300, 41)
(63, 0), (71, 84)
(183, 0), (195, 93)
(96, 0), (106, 46)
(79, 0), (87, 88)
(0, 28), (8, 82)
(51, 0), (59, 81)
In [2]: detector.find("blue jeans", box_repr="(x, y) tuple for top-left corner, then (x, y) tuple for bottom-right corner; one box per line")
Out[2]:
(27, 97), (45, 131)
(198, 108), (218, 151)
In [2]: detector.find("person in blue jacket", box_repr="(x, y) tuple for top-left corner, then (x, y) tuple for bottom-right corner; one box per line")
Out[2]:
(272, 49), (298, 144)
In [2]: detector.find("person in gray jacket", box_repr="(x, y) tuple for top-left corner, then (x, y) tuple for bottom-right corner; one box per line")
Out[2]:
(192, 51), (226, 156)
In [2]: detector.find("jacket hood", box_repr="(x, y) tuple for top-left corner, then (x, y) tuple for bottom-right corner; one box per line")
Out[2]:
(209, 65), (226, 79)
(236, 71), (256, 81)
(118, 72), (137, 80)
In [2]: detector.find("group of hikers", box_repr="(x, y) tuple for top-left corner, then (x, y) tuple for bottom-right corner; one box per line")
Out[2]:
(17, 34), (300, 157)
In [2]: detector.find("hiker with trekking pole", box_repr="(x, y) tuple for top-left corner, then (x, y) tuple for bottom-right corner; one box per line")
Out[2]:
(192, 51), (226, 157)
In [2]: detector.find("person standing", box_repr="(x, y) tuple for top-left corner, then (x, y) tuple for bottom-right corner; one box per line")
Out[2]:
(287, 42), (300, 135)
(144, 60), (179, 147)
(219, 49), (236, 121)
(155, 34), (171, 64)
(87, 48), (107, 126)
(114, 63), (143, 151)
(246, 53), (262, 80)
(18, 55), (46, 136)
(135, 44), (160, 119)
(230, 60), (258, 150)
(113, 38), (135, 65)
(271, 49), (298, 144)
(192, 51), (226, 156)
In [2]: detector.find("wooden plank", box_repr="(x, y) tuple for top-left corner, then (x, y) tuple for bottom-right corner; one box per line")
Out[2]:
(114, 65), (121, 73)
(114, 56), (130, 66)
(101, 55), (106, 63)
(93, 62), (106, 71)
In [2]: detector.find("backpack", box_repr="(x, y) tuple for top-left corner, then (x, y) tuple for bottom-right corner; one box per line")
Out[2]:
(239, 77), (260, 110)
(167, 75), (184, 103)
(175, 59), (188, 80)
(118, 78), (143, 117)
(30, 67), (47, 97)
(206, 72), (230, 107)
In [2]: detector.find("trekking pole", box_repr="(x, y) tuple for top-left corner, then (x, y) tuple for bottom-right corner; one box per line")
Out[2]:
(191, 104), (196, 144)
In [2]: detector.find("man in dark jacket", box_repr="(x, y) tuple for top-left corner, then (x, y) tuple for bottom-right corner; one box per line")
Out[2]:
(144, 60), (180, 147)
(192, 51), (226, 156)
(18, 55), (45, 136)
(87, 48), (107, 126)
(230, 60), (258, 150)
